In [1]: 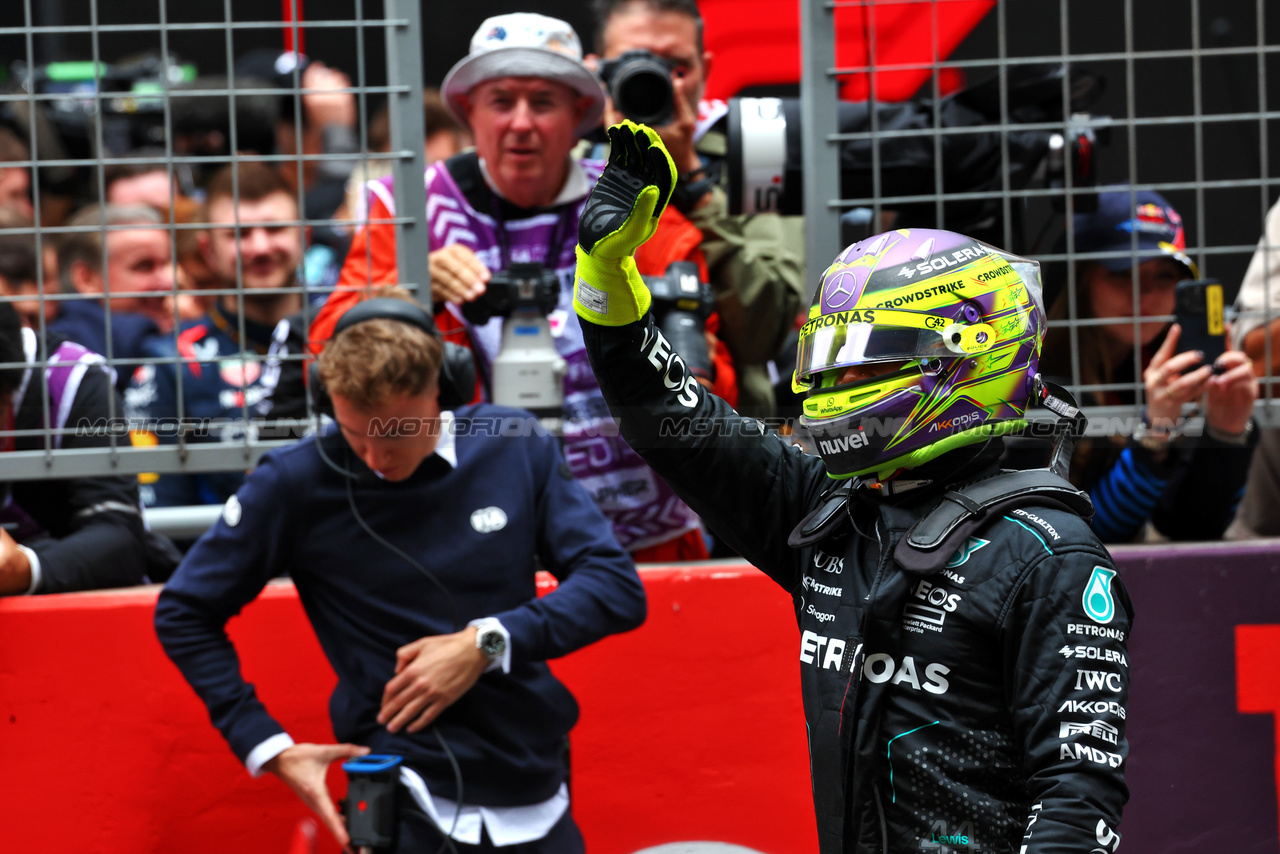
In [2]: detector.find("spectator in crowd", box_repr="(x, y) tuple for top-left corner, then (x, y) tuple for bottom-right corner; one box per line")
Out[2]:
(589, 0), (806, 417)
(1227, 195), (1280, 537)
(1038, 189), (1258, 542)
(103, 151), (217, 323)
(296, 13), (716, 561)
(0, 126), (34, 221)
(572, 123), (1130, 853)
(341, 89), (473, 224)
(0, 230), (56, 329)
(0, 301), (177, 594)
(156, 294), (645, 852)
(128, 161), (303, 508)
(50, 203), (176, 392)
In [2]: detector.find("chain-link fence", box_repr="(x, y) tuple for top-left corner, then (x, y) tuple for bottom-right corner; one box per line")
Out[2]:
(0, 0), (427, 484)
(800, 0), (1280, 431)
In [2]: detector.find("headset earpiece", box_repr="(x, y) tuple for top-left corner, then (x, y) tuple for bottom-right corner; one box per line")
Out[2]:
(312, 298), (477, 416)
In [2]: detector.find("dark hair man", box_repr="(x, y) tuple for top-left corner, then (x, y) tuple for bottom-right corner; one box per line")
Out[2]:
(573, 122), (1130, 853)
(0, 300), (174, 594)
(305, 13), (711, 562)
(589, 0), (805, 418)
(155, 295), (645, 852)
(126, 161), (304, 508)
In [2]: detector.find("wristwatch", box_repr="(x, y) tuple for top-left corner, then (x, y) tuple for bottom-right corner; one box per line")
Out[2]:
(475, 623), (507, 664)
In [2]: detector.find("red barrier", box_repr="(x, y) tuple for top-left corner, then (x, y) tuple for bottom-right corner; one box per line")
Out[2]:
(1237, 625), (1280, 844)
(0, 564), (815, 854)
(6, 547), (1280, 854)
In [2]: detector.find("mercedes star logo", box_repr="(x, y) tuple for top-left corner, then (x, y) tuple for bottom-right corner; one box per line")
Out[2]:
(825, 270), (862, 308)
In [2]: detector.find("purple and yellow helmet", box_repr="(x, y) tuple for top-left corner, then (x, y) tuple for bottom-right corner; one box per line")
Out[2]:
(794, 228), (1047, 480)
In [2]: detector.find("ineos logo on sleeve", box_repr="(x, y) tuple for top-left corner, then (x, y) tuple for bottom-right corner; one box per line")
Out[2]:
(470, 507), (508, 533)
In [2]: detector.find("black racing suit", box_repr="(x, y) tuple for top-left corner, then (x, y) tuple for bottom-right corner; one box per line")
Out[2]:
(580, 313), (1132, 854)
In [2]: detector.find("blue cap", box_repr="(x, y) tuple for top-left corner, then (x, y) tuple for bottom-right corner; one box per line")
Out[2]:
(1073, 189), (1199, 278)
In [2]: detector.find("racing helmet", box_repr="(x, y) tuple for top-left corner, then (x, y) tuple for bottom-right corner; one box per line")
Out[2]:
(794, 228), (1047, 480)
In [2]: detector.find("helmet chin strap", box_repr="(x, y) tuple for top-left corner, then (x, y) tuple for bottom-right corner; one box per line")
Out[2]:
(1032, 375), (1088, 479)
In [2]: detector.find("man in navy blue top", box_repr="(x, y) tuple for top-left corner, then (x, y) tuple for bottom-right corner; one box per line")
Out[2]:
(154, 295), (646, 852)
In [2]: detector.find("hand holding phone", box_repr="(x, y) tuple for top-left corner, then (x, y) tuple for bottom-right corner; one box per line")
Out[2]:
(1173, 278), (1227, 371)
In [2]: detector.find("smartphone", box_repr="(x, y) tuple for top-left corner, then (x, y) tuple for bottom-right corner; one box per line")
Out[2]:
(1174, 278), (1227, 369)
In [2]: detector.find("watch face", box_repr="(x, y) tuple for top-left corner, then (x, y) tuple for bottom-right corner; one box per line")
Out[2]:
(479, 629), (506, 660)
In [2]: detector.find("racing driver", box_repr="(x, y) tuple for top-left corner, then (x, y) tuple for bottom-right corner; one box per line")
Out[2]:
(572, 121), (1131, 853)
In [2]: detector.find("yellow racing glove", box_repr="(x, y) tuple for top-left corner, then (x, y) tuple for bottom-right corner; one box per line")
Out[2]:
(573, 120), (677, 327)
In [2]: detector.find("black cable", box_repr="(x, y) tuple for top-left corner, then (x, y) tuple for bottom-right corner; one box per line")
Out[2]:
(343, 476), (463, 633)
(312, 429), (464, 630)
(313, 428), (469, 852)
(435, 728), (465, 854)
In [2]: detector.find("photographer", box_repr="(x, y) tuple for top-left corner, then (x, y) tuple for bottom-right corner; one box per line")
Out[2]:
(309, 13), (713, 561)
(156, 293), (644, 852)
(589, 0), (805, 417)
(233, 49), (359, 224)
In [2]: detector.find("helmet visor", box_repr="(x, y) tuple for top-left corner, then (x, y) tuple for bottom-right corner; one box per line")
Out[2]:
(796, 320), (956, 381)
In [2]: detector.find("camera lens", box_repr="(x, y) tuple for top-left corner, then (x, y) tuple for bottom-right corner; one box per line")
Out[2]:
(605, 51), (675, 127)
(614, 68), (673, 126)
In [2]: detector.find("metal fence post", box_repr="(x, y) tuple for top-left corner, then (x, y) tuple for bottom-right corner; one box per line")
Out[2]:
(385, 0), (429, 304)
(800, 0), (842, 299)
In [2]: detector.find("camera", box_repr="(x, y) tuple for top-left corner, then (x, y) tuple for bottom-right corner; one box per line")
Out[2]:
(7, 54), (195, 158)
(598, 49), (677, 128)
(642, 261), (716, 379)
(722, 65), (1109, 251)
(462, 263), (566, 419)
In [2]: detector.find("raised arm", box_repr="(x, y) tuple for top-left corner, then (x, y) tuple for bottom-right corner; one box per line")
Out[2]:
(573, 121), (826, 590)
